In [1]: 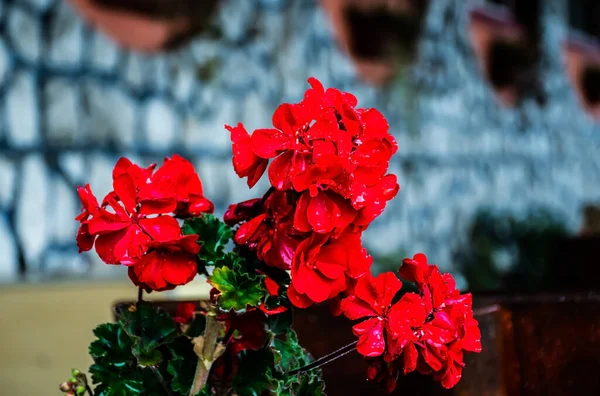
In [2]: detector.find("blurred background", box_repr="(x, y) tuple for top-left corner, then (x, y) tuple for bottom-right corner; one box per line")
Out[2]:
(0, 0), (599, 394)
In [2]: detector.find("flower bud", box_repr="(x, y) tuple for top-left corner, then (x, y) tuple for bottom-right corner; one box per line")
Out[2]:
(66, 392), (76, 396)
(59, 382), (71, 392)
(69, 377), (78, 384)
(76, 385), (86, 395)
(71, 368), (81, 377)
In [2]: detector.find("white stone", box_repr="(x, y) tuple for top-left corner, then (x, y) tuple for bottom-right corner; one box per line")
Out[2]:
(23, 0), (54, 12)
(218, 0), (254, 42)
(6, 72), (39, 147)
(124, 53), (146, 91)
(58, 152), (85, 183)
(196, 98), (236, 149)
(241, 93), (270, 132)
(84, 83), (135, 147)
(89, 154), (118, 200)
(45, 251), (88, 277)
(50, 176), (78, 244)
(0, 38), (9, 87)
(16, 155), (49, 272)
(171, 61), (196, 103)
(45, 78), (79, 143)
(47, 1), (84, 66)
(145, 99), (178, 149)
(0, 156), (15, 208)
(0, 215), (18, 283)
(195, 159), (230, 210)
(8, 7), (41, 62)
(152, 56), (171, 92)
(182, 116), (204, 148)
(90, 31), (120, 72)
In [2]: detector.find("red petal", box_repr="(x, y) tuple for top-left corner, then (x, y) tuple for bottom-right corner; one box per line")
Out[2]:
(133, 252), (168, 291)
(173, 302), (196, 324)
(399, 253), (430, 284)
(268, 151), (293, 190)
(138, 216), (182, 242)
(95, 226), (150, 265)
(373, 272), (402, 309)
(295, 264), (331, 303)
(251, 128), (290, 159)
(161, 252), (197, 287)
(340, 294), (377, 320)
(399, 343), (417, 374)
(354, 318), (385, 357)
(287, 283), (313, 308)
(234, 214), (267, 245)
(307, 191), (339, 233)
(293, 192), (312, 232)
(264, 276), (280, 297)
(138, 199), (177, 215)
(76, 223), (95, 252)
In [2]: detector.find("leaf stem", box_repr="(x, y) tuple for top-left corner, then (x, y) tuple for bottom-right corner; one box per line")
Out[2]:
(150, 366), (174, 396)
(85, 384), (95, 396)
(287, 340), (358, 376)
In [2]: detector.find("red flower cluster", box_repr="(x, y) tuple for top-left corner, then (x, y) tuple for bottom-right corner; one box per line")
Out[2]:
(75, 155), (213, 291)
(225, 78), (399, 307)
(341, 254), (481, 392)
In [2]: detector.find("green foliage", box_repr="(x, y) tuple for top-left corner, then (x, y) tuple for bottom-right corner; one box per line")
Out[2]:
(115, 301), (178, 366)
(167, 337), (199, 395)
(455, 209), (568, 291)
(88, 323), (166, 396)
(265, 306), (293, 335)
(233, 330), (325, 396)
(211, 262), (266, 311)
(182, 214), (234, 274)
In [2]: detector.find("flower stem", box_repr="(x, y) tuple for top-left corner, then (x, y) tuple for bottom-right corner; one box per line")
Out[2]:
(189, 306), (221, 396)
(85, 384), (95, 396)
(288, 340), (358, 376)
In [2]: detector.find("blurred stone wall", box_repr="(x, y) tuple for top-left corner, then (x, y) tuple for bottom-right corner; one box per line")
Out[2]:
(0, 0), (598, 285)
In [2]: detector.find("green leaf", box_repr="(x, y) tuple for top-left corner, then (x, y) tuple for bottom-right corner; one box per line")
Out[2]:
(167, 337), (198, 395)
(265, 307), (293, 335)
(114, 301), (178, 366)
(233, 349), (276, 396)
(232, 330), (325, 396)
(93, 378), (145, 396)
(183, 214), (233, 273)
(272, 330), (325, 396)
(211, 265), (265, 311)
(88, 322), (170, 396)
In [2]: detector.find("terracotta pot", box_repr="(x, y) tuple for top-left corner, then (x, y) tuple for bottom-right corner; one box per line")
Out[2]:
(68, 0), (219, 52)
(468, 1), (543, 106)
(320, 0), (429, 86)
(563, 38), (600, 120)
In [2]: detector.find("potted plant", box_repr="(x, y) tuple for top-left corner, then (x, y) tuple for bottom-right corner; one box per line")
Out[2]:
(60, 78), (481, 395)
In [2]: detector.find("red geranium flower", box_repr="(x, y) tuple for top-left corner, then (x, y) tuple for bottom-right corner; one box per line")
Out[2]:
(128, 234), (201, 292)
(76, 156), (213, 267)
(76, 169), (182, 265)
(289, 232), (372, 307)
(225, 77), (399, 234)
(340, 272), (403, 357)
